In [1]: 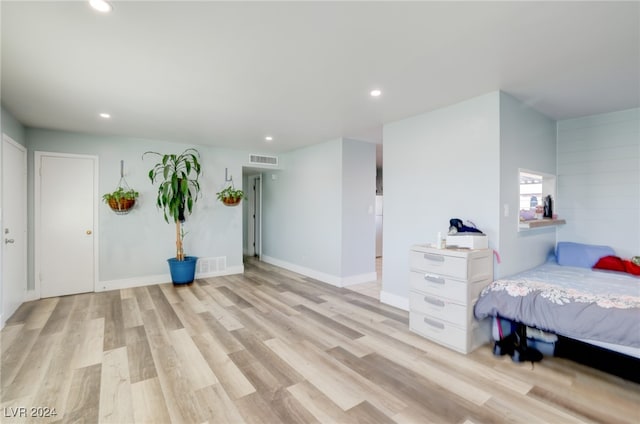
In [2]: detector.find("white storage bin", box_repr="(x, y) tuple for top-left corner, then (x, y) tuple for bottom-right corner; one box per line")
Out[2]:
(446, 234), (488, 249)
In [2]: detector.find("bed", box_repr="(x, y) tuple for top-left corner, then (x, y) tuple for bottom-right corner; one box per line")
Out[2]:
(474, 243), (640, 364)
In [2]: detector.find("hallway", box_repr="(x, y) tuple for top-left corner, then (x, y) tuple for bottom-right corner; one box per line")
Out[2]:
(346, 257), (382, 300)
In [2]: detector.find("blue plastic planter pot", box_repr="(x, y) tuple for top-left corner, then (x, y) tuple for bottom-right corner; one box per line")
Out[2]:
(167, 256), (198, 284)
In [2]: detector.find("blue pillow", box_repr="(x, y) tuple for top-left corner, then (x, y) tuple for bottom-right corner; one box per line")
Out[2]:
(555, 242), (616, 268)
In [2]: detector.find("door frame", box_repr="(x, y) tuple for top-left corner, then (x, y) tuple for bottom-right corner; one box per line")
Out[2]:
(34, 151), (99, 298)
(247, 174), (262, 258)
(1, 134), (27, 326)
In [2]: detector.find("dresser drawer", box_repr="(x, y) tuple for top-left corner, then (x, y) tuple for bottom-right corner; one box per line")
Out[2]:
(409, 271), (467, 303)
(410, 311), (491, 354)
(410, 312), (468, 352)
(409, 291), (467, 327)
(410, 271), (491, 305)
(409, 250), (468, 279)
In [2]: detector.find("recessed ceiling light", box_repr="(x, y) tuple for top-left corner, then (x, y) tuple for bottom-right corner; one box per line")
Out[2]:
(370, 89), (382, 97)
(89, 0), (113, 13)
(99, 113), (111, 119)
(265, 136), (273, 142)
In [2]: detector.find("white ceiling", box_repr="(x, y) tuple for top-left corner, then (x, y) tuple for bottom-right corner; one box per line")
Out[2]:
(2, 1), (639, 155)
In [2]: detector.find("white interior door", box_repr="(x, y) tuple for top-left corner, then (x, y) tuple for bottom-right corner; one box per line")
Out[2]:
(2, 135), (27, 325)
(37, 153), (97, 298)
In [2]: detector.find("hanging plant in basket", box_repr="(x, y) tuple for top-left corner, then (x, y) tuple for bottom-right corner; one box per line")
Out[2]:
(104, 160), (139, 215)
(216, 186), (246, 206)
(103, 187), (139, 214)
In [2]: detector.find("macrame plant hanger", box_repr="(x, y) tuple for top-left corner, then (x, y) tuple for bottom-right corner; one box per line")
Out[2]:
(118, 160), (132, 190)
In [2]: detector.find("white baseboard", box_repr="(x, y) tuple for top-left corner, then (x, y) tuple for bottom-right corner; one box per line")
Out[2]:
(380, 290), (409, 311)
(97, 273), (172, 292)
(261, 256), (376, 288)
(0, 313), (4, 330)
(97, 265), (244, 292)
(262, 256), (342, 287)
(341, 272), (378, 286)
(25, 289), (39, 302)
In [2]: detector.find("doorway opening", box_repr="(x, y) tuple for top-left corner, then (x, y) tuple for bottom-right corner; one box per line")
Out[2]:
(245, 173), (262, 259)
(346, 146), (383, 300)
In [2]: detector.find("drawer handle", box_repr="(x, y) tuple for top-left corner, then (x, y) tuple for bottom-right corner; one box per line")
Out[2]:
(424, 274), (445, 285)
(423, 296), (445, 308)
(423, 317), (445, 329)
(423, 253), (445, 262)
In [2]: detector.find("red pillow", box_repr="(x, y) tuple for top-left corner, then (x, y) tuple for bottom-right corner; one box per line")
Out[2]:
(624, 259), (640, 276)
(593, 255), (640, 276)
(593, 255), (625, 272)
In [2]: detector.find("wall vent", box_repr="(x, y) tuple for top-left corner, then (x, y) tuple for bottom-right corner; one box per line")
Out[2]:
(197, 256), (227, 275)
(250, 154), (278, 166)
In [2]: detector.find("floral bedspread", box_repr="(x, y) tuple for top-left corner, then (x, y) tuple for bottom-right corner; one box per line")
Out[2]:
(474, 262), (640, 347)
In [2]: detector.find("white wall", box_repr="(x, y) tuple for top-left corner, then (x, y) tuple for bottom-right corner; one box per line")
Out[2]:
(261, 137), (376, 285)
(382, 92), (501, 307)
(341, 139), (376, 281)
(262, 139), (344, 279)
(1, 105), (26, 147)
(26, 128), (248, 291)
(556, 108), (640, 258)
(498, 92), (557, 277)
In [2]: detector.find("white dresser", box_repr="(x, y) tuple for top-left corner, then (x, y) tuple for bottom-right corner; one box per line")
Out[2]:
(409, 244), (493, 354)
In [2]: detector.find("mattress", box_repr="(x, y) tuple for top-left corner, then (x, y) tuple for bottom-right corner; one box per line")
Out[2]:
(474, 262), (640, 351)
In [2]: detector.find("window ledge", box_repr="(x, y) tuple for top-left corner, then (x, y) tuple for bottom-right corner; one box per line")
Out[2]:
(519, 218), (566, 230)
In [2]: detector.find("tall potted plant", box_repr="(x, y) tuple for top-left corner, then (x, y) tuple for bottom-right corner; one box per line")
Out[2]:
(144, 148), (202, 284)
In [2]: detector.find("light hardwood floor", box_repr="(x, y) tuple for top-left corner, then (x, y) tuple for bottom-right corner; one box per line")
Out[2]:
(346, 257), (382, 300)
(1, 258), (639, 423)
